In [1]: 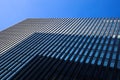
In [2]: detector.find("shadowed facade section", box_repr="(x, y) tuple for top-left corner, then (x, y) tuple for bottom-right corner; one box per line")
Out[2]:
(12, 54), (120, 80)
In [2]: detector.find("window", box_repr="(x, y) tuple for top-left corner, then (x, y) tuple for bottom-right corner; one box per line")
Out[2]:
(74, 49), (79, 55)
(89, 50), (94, 56)
(78, 44), (82, 48)
(100, 38), (105, 44)
(91, 38), (95, 43)
(103, 45), (107, 51)
(60, 47), (66, 53)
(74, 37), (79, 42)
(84, 50), (89, 56)
(112, 53), (116, 59)
(80, 56), (85, 63)
(114, 46), (118, 52)
(74, 41), (79, 47)
(107, 36), (110, 39)
(105, 39), (109, 44)
(110, 60), (115, 68)
(106, 52), (110, 59)
(82, 38), (86, 42)
(65, 47), (70, 53)
(94, 51), (99, 57)
(112, 35), (116, 38)
(85, 57), (91, 63)
(110, 39), (114, 45)
(70, 48), (74, 54)
(87, 38), (91, 43)
(91, 57), (96, 64)
(115, 39), (119, 45)
(79, 49), (84, 55)
(70, 42), (75, 47)
(83, 43), (87, 48)
(88, 43), (92, 49)
(108, 46), (112, 52)
(92, 44), (97, 49)
(97, 58), (102, 65)
(98, 44), (102, 50)
(100, 52), (105, 58)
(96, 38), (99, 44)
(104, 59), (109, 67)
(65, 48), (74, 60)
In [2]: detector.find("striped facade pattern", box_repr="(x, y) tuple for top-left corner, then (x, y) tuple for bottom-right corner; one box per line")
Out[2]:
(0, 18), (120, 80)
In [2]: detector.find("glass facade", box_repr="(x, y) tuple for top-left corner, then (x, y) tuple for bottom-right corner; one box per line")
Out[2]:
(0, 18), (120, 80)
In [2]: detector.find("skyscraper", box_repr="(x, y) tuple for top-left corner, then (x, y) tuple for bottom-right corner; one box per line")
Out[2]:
(0, 18), (120, 80)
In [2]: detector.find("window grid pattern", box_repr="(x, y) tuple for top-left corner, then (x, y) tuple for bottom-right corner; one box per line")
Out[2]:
(0, 18), (120, 80)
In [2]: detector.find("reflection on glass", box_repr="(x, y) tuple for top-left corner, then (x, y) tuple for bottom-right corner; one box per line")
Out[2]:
(103, 45), (107, 51)
(97, 58), (102, 65)
(114, 46), (118, 52)
(91, 57), (96, 64)
(92, 44), (97, 49)
(104, 59), (109, 67)
(100, 38), (104, 44)
(98, 44), (102, 50)
(85, 57), (90, 63)
(89, 50), (94, 57)
(112, 53), (116, 59)
(108, 46), (112, 52)
(94, 51), (99, 57)
(110, 39), (114, 45)
(80, 56), (85, 63)
(106, 52), (110, 59)
(100, 52), (105, 58)
(105, 39), (109, 44)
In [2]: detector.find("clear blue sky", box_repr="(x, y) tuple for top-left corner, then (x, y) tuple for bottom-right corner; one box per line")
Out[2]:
(0, 0), (120, 31)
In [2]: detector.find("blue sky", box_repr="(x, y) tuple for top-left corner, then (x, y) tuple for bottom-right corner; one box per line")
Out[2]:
(0, 0), (120, 31)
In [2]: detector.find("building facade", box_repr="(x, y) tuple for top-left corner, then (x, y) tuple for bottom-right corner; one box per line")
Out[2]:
(0, 18), (120, 80)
